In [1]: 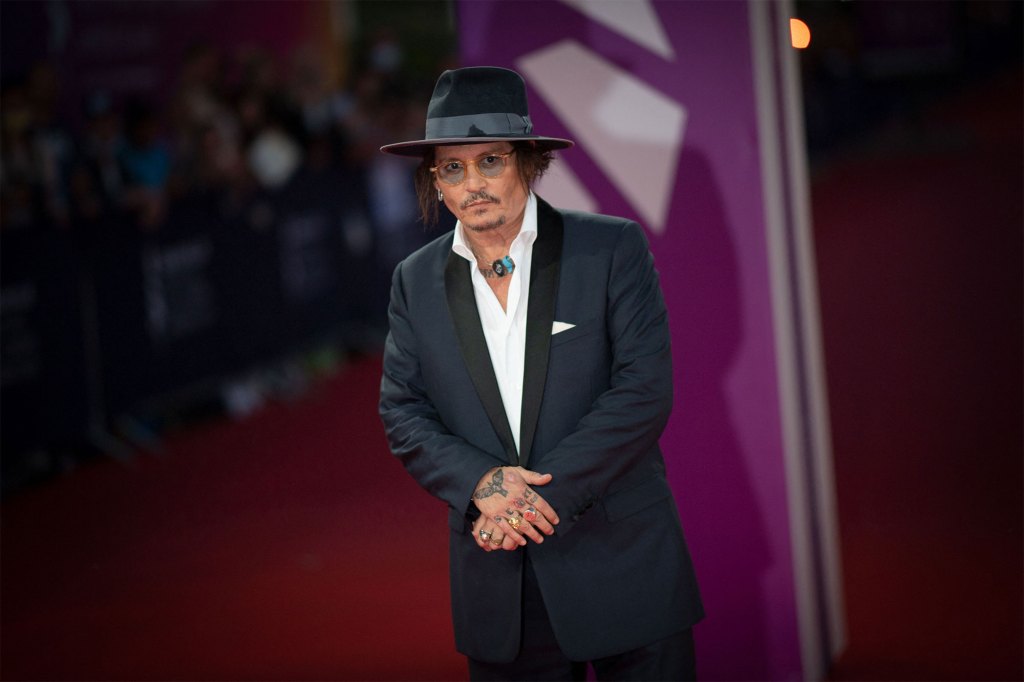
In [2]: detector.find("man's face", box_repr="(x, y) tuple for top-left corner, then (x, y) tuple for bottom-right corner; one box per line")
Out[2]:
(433, 142), (529, 235)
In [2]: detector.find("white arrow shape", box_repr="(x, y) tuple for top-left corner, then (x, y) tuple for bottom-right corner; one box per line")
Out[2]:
(558, 0), (675, 61)
(534, 159), (599, 213)
(518, 40), (686, 234)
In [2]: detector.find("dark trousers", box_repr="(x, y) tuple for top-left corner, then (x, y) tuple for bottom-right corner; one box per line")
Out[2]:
(468, 557), (696, 681)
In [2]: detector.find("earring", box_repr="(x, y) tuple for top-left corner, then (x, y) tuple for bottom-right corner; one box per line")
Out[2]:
(437, 188), (443, 202)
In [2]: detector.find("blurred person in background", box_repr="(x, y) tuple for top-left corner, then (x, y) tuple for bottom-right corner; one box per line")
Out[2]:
(26, 62), (74, 228)
(333, 44), (432, 320)
(379, 67), (703, 681)
(1, 78), (40, 230)
(67, 91), (129, 225)
(119, 98), (170, 230)
(233, 49), (304, 193)
(364, 83), (425, 277)
(0, 62), (74, 230)
(169, 42), (244, 202)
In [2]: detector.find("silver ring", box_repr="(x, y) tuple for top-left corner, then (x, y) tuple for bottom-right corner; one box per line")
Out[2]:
(479, 529), (492, 541)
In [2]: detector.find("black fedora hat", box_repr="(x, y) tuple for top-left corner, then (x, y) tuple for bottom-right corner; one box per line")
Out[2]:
(380, 66), (574, 157)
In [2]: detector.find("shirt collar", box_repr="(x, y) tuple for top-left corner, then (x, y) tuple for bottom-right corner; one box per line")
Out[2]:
(452, 192), (538, 264)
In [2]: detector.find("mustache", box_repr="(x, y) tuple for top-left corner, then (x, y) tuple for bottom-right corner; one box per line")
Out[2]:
(460, 192), (500, 209)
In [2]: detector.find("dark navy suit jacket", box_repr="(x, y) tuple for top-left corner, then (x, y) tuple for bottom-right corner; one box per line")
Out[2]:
(379, 197), (703, 662)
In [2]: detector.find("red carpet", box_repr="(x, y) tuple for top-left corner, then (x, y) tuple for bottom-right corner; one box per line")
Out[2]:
(1, 356), (467, 681)
(819, 71), (1023, 680)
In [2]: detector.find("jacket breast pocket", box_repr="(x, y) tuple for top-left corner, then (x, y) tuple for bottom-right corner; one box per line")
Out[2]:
(550, 318), (603, 349)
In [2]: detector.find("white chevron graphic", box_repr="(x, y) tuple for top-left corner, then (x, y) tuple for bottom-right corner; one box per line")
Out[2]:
(518, 40), (687, 234)
(535, 160), (599, 213)
(558, 0), (675, 60)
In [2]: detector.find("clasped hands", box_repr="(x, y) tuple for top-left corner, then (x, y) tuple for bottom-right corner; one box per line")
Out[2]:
(471, 466), (559, 552)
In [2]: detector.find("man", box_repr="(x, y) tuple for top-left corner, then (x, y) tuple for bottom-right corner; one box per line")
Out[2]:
(379, 66), (703, 681)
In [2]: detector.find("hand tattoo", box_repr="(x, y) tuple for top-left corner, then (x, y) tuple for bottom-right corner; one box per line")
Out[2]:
(524, 488), (539, 504)
(473, 469), (509, 499)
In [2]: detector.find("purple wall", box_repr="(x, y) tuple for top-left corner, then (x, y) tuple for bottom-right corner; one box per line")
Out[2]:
(458, 1), (802, 678)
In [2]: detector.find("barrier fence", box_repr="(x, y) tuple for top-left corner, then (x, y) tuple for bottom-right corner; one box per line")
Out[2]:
(1, 166), (392, 492)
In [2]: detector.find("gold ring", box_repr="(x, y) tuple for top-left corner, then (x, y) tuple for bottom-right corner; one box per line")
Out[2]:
(506, 515), (522, 530)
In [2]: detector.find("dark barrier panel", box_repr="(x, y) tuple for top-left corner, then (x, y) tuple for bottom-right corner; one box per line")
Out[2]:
(93, 196), (263, 416)
(91, 172), (378, 420)
(90, 191), (278, 413)
(218, 165), (385, 363)
(3, 168), (389, 476)
(272, 165), (362, 349)
(214, 188), (290, 369)
(1, 224), (93, 473)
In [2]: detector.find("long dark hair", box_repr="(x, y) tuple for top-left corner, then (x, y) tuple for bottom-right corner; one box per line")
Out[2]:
(413, 141), (555, 226)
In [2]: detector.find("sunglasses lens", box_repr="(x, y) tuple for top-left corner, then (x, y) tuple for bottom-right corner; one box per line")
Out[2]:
(436, 163), (463, 184)
(478, 155), (506, 177)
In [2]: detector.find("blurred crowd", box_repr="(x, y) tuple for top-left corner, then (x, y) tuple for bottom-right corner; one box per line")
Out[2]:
(1, 34), (456, 483)
(0, 33), (441, 273)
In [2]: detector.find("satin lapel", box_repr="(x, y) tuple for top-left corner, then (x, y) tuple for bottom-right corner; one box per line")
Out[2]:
(519, 198), (563, 469)
(444, 251), (519, 465)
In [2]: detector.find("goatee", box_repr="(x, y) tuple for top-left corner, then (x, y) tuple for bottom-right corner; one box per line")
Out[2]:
(465, 215), (506, 233)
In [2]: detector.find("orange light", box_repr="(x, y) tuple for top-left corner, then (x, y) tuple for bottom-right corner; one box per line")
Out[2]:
(790, 18), (811, 49)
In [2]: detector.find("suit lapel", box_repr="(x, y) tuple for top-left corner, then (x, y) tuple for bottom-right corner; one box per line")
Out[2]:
(519, 198), (563, 469)
(445, 250), (519, 465)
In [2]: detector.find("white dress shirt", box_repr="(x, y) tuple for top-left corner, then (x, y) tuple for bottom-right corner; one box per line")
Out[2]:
(451, 192), (538, 457)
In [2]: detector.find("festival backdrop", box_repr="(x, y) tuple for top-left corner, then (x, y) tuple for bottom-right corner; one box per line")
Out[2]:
(456, 1), (842, 678)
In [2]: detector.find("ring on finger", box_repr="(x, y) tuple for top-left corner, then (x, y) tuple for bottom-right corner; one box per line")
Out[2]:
(479, 529), (492, 542)
(523, 507), (538, 522)
(506, 515), (522, 530)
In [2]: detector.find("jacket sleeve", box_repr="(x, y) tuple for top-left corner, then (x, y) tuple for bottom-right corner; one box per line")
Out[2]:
(539, 222), (674, 535)
(378, 259), (502, 513)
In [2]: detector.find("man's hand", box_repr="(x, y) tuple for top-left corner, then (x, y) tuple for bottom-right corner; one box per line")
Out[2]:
(470, 466), (559, 551)
(472, 513), (518, 551)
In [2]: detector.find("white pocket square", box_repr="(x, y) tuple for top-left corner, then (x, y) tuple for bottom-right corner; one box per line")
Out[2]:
(552, 321), (576, 335)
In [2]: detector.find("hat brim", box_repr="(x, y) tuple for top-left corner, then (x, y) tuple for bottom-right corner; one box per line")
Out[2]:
(380, 135), (574, 157)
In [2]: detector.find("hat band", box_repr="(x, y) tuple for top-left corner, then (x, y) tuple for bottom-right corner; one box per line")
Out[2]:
(425, 112), (533, 140)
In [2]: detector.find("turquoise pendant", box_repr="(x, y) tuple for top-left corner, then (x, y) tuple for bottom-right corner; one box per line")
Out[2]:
(491, 256), (515, 277)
